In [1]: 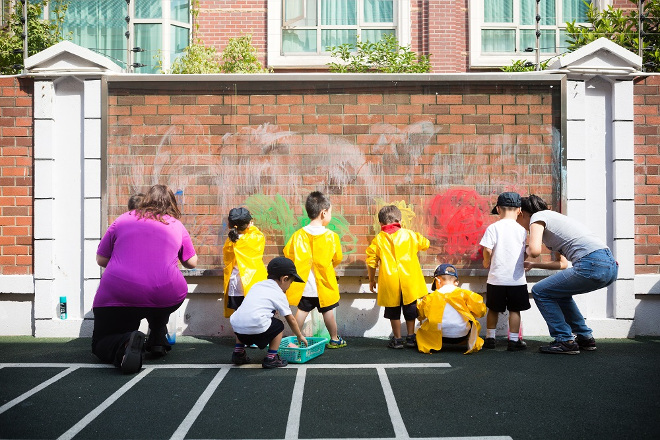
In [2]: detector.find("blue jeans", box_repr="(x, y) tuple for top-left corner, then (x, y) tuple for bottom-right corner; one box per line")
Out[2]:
(532, 248), (618, 342)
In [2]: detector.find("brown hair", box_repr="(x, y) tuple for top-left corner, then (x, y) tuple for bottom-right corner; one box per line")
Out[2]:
(135, 184), (180, 223)
(378, 205), (401, 225)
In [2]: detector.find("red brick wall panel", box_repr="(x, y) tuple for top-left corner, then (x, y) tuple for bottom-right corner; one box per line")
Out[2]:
(634, 75), (660, 274)
(0, 77), (33, 275)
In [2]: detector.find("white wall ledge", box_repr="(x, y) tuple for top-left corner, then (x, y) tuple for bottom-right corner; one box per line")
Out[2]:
(0, 275), (35, 294)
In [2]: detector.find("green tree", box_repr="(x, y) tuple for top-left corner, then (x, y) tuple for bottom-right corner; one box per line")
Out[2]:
(0, 0), (69, 75)
(501, 59), (550, 72)
(565, 0), (660, 72)
(219, 34), (269, 73)
(327, 33), (431, 73)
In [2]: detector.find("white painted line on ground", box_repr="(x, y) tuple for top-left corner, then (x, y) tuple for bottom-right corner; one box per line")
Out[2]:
(188, 437), (512, 440)
(0, 366), (79, 415)
(170, 367), (230, 440)
(377, 366), (409, 439)
(56, 368), (152, 440)
(0, 362), (452, 369)
(285, 367), (307, 440)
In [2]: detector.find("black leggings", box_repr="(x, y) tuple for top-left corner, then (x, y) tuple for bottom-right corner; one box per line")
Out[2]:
(92, 302), (183, 365)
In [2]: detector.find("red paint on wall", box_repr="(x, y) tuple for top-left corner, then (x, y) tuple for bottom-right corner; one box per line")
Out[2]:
(426, 188), (491, 262)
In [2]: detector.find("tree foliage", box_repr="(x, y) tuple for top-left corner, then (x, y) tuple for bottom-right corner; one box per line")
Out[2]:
(501, 59), (550, 72)
(219, 34), (270, 73)
(327, 33), (431, 73)
(0, 0), (69, 75)
(565, 0), (660, 72)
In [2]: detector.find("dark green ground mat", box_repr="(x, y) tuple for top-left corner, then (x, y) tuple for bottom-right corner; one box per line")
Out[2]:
(0, 337), (658, 440)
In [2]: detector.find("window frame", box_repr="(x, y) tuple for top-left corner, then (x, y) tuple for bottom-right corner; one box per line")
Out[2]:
(468, 0), (597, 69)
(267, 0), (411, 69)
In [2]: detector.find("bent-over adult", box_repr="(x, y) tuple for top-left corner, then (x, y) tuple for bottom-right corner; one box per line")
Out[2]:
(518, 195), (618, 354)
(92, 184), (197, 373)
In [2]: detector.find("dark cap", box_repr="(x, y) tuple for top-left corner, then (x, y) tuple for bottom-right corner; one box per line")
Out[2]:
(267, 257), (304, 283)
(228, 207), (252, 223)
(491, 192), (521, 214)
(432, 263), (458, 290)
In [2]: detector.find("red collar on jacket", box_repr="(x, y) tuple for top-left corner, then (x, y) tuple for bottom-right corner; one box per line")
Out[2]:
(381, 222), (402, 234)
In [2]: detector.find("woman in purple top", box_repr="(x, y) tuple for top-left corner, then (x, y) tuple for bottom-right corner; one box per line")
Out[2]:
(93, 184), (197, 373)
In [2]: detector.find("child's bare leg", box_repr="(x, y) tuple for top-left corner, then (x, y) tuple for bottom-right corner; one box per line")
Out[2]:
(295, 309), (310, 333)
(268, 331), (284, 350)
(390, 319), (402, 339)
(322, 309), (339, 341)
(486, 309), (499, 331)
(405, 319), (415, 336)
(508, 311), (521, 334)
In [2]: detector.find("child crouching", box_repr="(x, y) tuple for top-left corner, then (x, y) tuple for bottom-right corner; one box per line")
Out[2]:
(416, 264), (486, 354)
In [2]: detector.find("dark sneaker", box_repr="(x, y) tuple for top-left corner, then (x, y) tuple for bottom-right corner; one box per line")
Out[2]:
(120, 331), (145, 374)
(539, 339), (580, 355)
(231, 350), (251, 365)
(576, 336), (597, 351)
(484, 338), (496, 349)
(507, 339), (527, 352)
(405, 334), (417, 348)
(387, 337), (404, 349)
(145, 328), (172, 357)
(262, 354), (288, 369)
(327, 336), (347, 349)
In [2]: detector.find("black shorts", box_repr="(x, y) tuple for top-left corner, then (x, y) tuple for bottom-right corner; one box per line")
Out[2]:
(227, 296), (244, 310)
(234, 317), (284, 349)
(297, 297), (339, 314)
(384, 299), (418, 321)
(486, 284), (531, 312)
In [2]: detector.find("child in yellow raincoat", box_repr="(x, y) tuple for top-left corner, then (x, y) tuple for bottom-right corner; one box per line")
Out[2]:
(284, 191), (346, 349)
(366, 205), (430, 349)
(223, 207), (268, 361)
(416, 263), (487, 354)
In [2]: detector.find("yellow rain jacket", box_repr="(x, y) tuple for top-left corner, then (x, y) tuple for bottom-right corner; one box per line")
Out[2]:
(416, 286), (486, 354)
(222, 225), (267, 318)
(283, 228), (342, 308)
(365, 229), (430, 307)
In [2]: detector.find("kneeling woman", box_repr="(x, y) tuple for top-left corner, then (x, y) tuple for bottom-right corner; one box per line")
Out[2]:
(92, 184), (197, 373)
(518, 195), (617, 354)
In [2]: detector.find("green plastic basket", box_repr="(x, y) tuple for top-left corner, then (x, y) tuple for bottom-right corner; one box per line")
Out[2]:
(278, 336), (328, 363)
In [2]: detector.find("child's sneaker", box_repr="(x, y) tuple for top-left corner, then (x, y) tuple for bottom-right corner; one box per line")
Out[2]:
(326, 336), (347, 349)
(405, 334), (417, 348)
(507, 339), (527, 352)
(539, 339), (580, 355)
(484, 338), (496, 349)
(262, 354), (288, 369)
(231, 350), (251, 365)
(387, 336), (404, 349)
(576, 336), (597, 351)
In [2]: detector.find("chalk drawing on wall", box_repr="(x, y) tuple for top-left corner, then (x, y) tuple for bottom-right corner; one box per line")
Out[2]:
(244, 193), (358, 255)
(371, 198), (417, 234)
(426, 188), (491, 263)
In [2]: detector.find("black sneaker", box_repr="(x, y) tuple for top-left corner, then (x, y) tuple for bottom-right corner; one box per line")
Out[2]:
(120, 331), (145, 374)
(507, 339), (527, 352)
(231, 350), (251, 365)
(387, 337), (404, 349)
(539, 339), (580, 355)
(262, 354), (288, 369)
(405, 334), (417, 348)
(576, 336), (597, 351)
(484, 338), (496, 349)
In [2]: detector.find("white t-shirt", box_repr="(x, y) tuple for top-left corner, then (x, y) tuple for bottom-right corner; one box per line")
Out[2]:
(300, 224), (327, 298)
(479, 218), (527, 286)
(438, 285), (470, 338)
(229, 279), (292, 334)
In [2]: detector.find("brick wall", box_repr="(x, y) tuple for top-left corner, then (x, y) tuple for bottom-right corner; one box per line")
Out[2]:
(106, 79), (560, 272)
(0, 77), (33, 275)
(634, 75), (660, 274)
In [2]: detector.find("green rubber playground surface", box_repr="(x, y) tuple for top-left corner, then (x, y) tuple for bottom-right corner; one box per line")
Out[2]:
(1, 336), (659, 440)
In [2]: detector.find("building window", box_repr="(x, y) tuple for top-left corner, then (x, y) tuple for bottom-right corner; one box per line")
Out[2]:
(268, 0), (410, 68)
(469, 0), (593, 69)
(42, 0), (190, 73)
